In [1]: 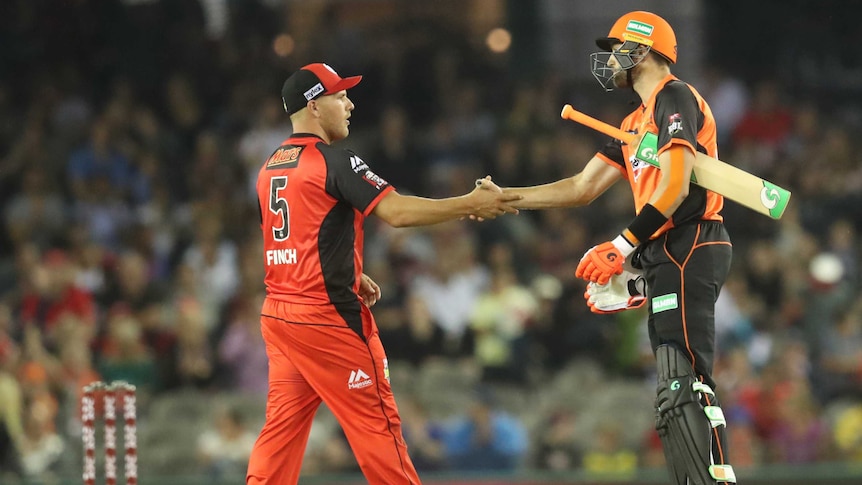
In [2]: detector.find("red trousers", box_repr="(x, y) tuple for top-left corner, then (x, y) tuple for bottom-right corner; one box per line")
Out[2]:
(246, 298), (421, 484)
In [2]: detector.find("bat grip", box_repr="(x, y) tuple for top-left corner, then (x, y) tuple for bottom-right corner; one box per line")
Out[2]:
(560, 105), (636, 145)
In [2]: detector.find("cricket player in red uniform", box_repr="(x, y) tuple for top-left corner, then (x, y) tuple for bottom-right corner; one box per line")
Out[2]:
(245, 63), (521, 485)
(487, 11), (737, 485)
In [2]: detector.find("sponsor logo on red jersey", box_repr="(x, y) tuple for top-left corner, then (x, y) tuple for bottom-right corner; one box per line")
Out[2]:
(266, 146), (302, 169)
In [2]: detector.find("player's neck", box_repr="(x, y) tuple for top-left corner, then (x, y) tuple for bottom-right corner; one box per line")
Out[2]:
(291, 120), (331, 144)
(633, 66), (672, 103)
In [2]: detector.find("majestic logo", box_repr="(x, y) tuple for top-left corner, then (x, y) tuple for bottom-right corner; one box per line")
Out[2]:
(626, 20), (654, 37)
(667, 113), (683, 136)
(350, 155), (369, 174)
(266, 146), (302, 169)
(383, 358), (390, 383)
(348, 369), (373, 390)
(652, 293), (679, 313)
(304, 82), (324, 100)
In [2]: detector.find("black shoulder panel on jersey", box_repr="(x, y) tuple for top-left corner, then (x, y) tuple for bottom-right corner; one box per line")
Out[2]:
(317, 144), (390, 213)
(654, 81), (701, 150)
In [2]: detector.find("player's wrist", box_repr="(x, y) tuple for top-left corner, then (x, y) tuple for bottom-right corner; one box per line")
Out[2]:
(611, 235), (636, 257)
(624, 203), (669, 245)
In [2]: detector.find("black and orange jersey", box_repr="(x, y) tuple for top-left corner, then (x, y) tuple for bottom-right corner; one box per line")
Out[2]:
(256, 133), (394, 308)
(597, 74), (723, 239)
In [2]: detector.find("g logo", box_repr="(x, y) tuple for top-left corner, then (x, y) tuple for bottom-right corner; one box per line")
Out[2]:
(760, 186), (779, 209)
(606, 252), (618, 262)
(670, 380), (680, 391)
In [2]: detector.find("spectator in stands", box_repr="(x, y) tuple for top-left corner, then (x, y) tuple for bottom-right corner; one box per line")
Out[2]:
(534, 407), (583, 471)
(17, 250), (97, 348)
(732, 79), (793, 148)
(442, 387), (528, 471)
(181, 213), (240, 321)
(18, 397), (65, 479)
(816, 302), (862, 402)
(164, 297), (214, 390)
(197, 405), (256, 480)
(725, 406), (764, 468)
(96, 308), (157, 393)
(0, 351), (24, 478)
(100, 250), (168, 333)
(65, 118), (130, 198)
(697, 66), (749, 146)
(410, 223), (489, 356)
(832, 403), (862, 462)
(238, 100), (292, 200)
(469, 263), (538, 384)
(363, 105), (424, 195)
(581, 422), (637, 478)
(218, 291), (268, 395)
(375, 292), (449, 367)
(398, 396), (447, 472)
(766, 384), (832, 464)
(3, 167), (66, 252)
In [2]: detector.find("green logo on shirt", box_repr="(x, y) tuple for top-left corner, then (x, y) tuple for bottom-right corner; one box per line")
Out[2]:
(652, 293), (678, 313)
(634, 133), (699, 184)
(636, 133), (660, 166)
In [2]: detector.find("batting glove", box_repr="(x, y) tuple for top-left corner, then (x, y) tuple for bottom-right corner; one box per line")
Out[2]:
(584, 270), (647, 314)
(575, 236), (634, 285)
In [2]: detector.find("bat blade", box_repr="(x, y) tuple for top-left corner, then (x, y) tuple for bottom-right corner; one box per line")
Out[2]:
(560, 105), (791, 219)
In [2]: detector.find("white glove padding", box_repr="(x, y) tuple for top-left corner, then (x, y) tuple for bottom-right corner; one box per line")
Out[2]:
(584, 270), (647, 314)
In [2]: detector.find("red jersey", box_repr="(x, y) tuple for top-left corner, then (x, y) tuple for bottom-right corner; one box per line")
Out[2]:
(257, 133), (394, 311)
(597, 74), (724, 239)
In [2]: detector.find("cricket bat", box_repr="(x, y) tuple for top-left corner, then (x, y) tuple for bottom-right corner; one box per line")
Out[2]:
(560, 104), (791, 219)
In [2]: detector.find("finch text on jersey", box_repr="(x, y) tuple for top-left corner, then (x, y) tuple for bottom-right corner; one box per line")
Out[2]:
(266, 248), (297, 266)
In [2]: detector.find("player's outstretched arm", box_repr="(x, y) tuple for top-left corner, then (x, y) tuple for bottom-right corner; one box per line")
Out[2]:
(490, 156), (621, 210)
(372, 176), (522, 228)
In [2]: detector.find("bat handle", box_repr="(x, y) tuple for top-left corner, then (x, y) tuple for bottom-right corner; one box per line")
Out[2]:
(560, 104), (636, 145)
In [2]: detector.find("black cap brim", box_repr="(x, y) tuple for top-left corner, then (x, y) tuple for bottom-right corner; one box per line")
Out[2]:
(596, 37), (620, 51)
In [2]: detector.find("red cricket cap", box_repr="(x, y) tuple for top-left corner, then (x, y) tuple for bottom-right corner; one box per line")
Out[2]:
(281, 63), (362, 114)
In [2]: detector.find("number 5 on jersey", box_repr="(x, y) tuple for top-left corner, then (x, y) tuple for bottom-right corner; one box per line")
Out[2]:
(270, 176), (290, 241)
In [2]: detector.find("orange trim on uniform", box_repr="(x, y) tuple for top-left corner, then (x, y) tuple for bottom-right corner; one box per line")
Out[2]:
(652, 145), (688, 214)
(702, 390), (728, 466)
(596, 152), (628, 177)
(621, 228), (639, 246)
(660, 226), (700, 369)
(656, 138), (696, 157)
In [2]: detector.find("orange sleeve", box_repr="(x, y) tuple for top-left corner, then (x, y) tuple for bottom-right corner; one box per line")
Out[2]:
(652, 144), (689, 214)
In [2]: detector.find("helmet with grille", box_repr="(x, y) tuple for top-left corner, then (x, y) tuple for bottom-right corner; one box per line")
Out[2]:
(590, 11), (677, 91)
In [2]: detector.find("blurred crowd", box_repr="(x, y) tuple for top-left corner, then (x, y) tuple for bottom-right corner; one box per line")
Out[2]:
(0, 0), (861, 482)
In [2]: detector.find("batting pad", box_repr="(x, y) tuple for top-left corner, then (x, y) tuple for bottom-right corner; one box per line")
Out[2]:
(654, 345), (736, 484)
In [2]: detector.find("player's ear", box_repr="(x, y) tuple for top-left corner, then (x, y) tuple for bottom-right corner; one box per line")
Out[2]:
(307, 100), (319, 117)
